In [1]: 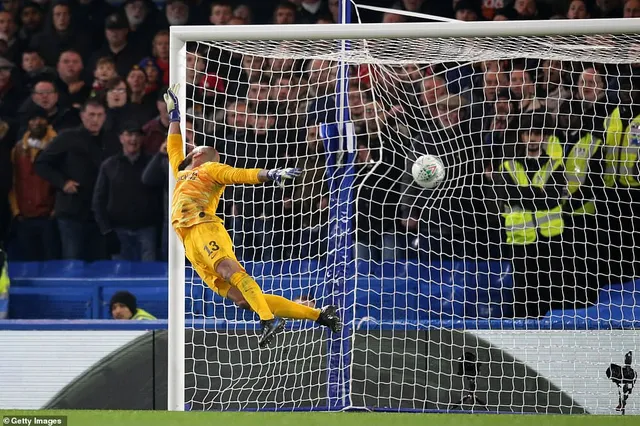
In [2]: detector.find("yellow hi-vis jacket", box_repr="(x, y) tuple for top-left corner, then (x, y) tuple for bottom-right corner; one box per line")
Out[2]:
(132, 308), (157, 320)
(564, 133), (603, 215)
(500, 156), (565, 245)
(604, 105), (640, 188)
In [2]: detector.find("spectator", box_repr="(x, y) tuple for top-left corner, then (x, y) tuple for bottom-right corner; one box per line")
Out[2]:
(472, 68), (508, 134)
(8, 108), (59, 260)
(561, 67), (616, 308)
(484, 88), (516, 144)
(209, 0), (233, 25)
(294, 125), (328, 258)
(34, 98), (115, 261)
(215, 99), (255, 168)
(510, 66), (545, 114)
(566, 0), (591, 18)
(126, 65), (156, 124)
(234, 4), (253, 23)
(162, 0), (191, 26)
(454, 0), (482, 21)
(17, 1), (45, 48)
(273, 1), (297, 24)
(305, 58), (337, 123)
(141, 115), (193, 262)
(493, 113), (568, 318)
(142, 139), (169, 260)
(0, 10), (23, 64)
(139, 57), (161, 95)
(123, 0), (160, 52)
(110, 290), (156, 320)
(30, 0), (91, 67)
(508, 0), (550, 19)
(481, 0), (506, 19)
(149, 29), (169, 86)
(1, 0), (21, 20)
(20, 49), (56, 88)
(55, 49), (90, 108)
(90, 56), (117, 98)
(0, 118), (17, 248)
(296, 0), (329, 24)
(18, 78), (81, 134)
(327, 0), (339, 22)
(537, 59), (571, 117)
(93, 122), (162, 261)
(88, 12), (145, 79)
(0, 58), (25, 120)
(141, 89), (170, 154)
(185, 48), (224, 107)
(102, 76), (133, 135)
(623, 0), (640, 17)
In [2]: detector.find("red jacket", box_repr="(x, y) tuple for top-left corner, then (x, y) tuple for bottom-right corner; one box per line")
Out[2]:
(9, 127), (57, 218)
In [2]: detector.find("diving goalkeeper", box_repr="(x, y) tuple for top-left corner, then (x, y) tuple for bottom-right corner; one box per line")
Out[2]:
(164, 85), (342, 348)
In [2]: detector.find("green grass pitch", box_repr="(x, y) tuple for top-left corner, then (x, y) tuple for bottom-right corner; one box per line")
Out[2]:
(1, 410), (639, 426)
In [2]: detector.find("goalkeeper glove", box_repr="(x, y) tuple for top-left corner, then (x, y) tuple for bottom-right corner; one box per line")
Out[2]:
(164, 83), (181, 123)
(267, 168), (303, 188)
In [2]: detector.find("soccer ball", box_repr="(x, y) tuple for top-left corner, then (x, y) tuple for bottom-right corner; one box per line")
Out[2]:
(412, 154), (445, 189)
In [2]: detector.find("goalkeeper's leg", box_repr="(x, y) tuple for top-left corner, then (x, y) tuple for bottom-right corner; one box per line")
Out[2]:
(225, 286), (343, 333)
(216, 258), (274, 321)
(216, 258), (288, 348)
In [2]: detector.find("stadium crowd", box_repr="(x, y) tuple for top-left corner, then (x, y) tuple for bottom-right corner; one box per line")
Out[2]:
(0, 0), (639, 318)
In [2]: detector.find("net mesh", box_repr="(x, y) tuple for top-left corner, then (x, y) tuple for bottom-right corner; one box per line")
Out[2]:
(178, 32), (640, 414)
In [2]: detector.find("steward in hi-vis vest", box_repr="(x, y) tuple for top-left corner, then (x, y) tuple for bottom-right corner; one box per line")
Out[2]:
(562, 93), (618, 305)
(604, 81), (640, 282)
(494, 113), (569, 319)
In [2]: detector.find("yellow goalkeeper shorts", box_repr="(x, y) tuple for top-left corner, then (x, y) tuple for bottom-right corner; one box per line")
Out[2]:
(181, 221), (243, 297)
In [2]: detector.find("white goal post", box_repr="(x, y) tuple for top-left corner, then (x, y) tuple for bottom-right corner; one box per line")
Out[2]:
(168, 18), (640, 413)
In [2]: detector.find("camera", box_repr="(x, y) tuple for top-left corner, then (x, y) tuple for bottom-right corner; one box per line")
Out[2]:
(606, 351), (637, 415)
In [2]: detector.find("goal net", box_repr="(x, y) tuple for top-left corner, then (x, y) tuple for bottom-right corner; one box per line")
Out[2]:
(170, 21), (640, 414)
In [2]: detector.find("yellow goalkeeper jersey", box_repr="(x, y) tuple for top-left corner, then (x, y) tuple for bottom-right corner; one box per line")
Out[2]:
(166, 133), (262, 230)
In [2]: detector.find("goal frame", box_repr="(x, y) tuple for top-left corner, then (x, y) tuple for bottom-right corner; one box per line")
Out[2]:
(167, 18), (640, 412)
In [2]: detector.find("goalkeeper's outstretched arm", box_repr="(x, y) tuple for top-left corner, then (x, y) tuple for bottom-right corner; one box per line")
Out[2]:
(164, 84), (186, 179)
(163, 85), (303, 187)
(209, 164), (303, 187)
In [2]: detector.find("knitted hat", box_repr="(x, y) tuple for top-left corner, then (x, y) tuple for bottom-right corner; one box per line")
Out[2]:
(110, 291), (137, 315)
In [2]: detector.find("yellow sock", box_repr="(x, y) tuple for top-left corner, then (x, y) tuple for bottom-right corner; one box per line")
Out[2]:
(263, 294), (321, 321)
(229, 272), (274, 321)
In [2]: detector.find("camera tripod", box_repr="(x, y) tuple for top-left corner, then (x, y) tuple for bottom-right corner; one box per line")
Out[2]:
(449, 352), (486, 411)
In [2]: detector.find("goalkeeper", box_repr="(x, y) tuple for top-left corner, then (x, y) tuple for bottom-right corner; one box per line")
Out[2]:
(164, 85), (342, 348)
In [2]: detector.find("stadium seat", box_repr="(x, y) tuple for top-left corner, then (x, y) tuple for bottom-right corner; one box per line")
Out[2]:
(452, 260), (514, 318)
(9, 286), (94, 319)
(597, 279), (640, 306)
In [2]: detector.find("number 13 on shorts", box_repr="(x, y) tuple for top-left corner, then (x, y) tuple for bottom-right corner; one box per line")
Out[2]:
(204, 240), (219, 258)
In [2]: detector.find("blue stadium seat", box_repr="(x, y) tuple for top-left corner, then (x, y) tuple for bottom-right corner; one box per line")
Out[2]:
(356, 260), (381, 276)
(91, 261), (167, 277)
(546, 278), (640, 323)
(597, 279), (640, 306)
(9, 286), (94, 319)
(452, 260), (514, 318)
